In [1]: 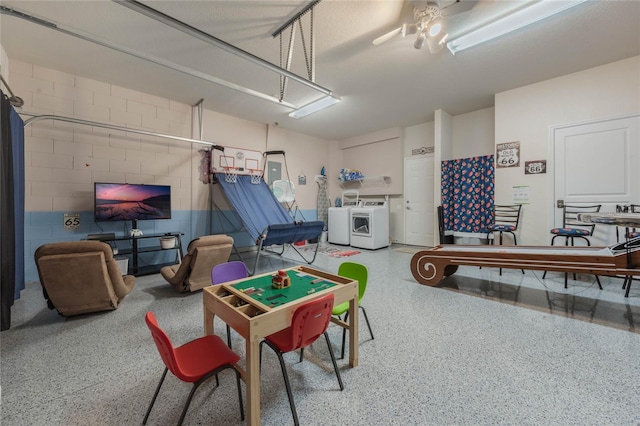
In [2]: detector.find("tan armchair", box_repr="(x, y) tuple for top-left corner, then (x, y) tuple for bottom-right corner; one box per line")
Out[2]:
(160, 234), (234, 293)
(35, 241), (135, 316)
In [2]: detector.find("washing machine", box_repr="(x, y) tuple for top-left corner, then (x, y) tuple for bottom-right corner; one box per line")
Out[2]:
(328, 191), (360, 245)
(350, 200), (389, 249)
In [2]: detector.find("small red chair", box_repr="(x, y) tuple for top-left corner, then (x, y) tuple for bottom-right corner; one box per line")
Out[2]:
(143, 312), (244, 426)
(259, 293), (343, 426)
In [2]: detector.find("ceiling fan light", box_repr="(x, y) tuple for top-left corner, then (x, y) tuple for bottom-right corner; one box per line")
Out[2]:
(428, 19), (443, 37)
(414, 32), (426, 49)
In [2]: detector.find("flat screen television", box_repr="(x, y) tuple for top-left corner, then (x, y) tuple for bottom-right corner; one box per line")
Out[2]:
(94, 183), (171, 223)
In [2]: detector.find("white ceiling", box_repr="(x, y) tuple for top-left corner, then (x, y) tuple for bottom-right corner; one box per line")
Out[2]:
(1, 0), (639, 140)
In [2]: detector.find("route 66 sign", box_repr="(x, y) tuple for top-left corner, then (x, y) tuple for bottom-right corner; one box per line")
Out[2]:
(496, 142), (520, 168)
(524, 160), (547, 175)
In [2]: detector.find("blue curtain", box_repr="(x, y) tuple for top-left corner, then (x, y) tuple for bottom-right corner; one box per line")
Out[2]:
(441, 155), (495, 234)
(1, 91), (25, 331)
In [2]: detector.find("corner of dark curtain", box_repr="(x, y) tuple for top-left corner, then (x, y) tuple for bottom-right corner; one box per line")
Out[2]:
(1, 89), (26, 331)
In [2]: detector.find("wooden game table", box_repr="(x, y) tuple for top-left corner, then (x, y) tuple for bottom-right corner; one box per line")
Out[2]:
(202, 265), (359, 426)
(410, 240), (640, 286)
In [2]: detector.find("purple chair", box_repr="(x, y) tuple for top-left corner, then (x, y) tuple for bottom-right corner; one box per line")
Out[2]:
(211, 261), (249, 348)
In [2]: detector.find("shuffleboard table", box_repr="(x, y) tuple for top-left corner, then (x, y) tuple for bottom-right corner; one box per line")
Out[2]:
(410, 239), (640, 286)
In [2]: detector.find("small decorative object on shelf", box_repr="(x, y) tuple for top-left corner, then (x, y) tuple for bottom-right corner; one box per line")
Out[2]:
(271, 270), (291, 289)
(338, 175), (390, 188)
(338, 168), (365, 182)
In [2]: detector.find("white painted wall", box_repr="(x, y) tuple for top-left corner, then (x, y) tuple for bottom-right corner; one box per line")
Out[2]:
(11, 59), (196, 215)
(452, 107), (495, 159)
(404, 122), (434, 156)
(495, 56), (640, 245)
(8, 51), (640, 251)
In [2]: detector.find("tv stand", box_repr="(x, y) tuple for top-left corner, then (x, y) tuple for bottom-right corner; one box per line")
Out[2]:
(98, 232), (184, 276)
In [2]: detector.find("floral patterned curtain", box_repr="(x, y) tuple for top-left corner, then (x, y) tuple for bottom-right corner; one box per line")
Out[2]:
(441, 155), (495, 234)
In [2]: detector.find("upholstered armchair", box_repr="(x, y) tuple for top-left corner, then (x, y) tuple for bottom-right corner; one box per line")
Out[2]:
(34, 241), (136, 316)
(160, 234), (234, 293)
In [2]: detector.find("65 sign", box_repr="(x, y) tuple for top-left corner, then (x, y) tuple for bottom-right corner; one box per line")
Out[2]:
(64, 213), (81, 230)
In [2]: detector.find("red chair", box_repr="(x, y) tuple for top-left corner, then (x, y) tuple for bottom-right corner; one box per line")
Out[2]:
(259, 294), (343, 426)
(211, 261), (249, 348)
(143, 312), (244, 426)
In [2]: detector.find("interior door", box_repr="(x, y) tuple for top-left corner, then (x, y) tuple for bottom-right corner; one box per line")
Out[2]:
(404, 154), (434, 246)
(553, 114), (640, 245)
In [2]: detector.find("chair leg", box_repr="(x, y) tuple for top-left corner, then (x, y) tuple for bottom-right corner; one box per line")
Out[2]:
(323, 332), (344, 391)
(510, 232), (525, 273)
(340, 311), (349, 360)
(340, 308), (374, 360)
(226, 324), (232, 349)
(234, 368), (245, 421)
(361, 306), (374, 340)
(177, 381), (204, 426)
(143, 368), (168, 425)
(341, 326), (347, 360)
(625, 277), (633, 297)
(263, 340), (299, 426)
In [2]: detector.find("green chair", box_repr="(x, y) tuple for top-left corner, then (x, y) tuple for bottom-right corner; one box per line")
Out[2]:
(332, 262), (374, 359)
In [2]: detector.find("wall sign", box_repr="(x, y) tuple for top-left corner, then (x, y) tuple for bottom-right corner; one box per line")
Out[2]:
(64, 213), (80, 230)
(496, 141), (520, 168)
(524, 160), (546, 175)
(512, 186), (530, 204)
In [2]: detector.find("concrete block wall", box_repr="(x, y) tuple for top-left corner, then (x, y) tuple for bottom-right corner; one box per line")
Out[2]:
(9, 59), (202, 282)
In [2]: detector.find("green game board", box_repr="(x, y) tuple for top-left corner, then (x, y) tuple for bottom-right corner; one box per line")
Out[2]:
(232, 270), (336, 308)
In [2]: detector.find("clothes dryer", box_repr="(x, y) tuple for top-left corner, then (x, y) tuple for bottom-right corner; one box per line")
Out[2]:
(350, 201), (389, 249)
(328, 191), (360, 245)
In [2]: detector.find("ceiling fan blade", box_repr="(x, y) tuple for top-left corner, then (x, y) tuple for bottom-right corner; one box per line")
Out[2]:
(441, 0), (478, 17)
(402, 23), (419, 37)
(372, 27), (402, 45)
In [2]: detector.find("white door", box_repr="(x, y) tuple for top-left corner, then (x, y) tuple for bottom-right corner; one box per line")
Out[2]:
(553, 114), (640, 245)
(404, 154), (434, 246)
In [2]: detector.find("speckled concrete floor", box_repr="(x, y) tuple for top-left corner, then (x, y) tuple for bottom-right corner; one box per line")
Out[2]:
(2, 244), (640, 425)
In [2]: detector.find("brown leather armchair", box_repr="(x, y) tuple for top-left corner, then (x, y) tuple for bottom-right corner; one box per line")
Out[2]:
(160, 234), (234, 293)
(35, 241), (136, 316)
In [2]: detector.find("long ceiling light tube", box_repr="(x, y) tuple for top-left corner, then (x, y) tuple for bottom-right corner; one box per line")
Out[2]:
(289, 95), (340, 119)
(446, 0), (589, 54)
(113, 0), (333, 97)
(0, 5), (296, 109)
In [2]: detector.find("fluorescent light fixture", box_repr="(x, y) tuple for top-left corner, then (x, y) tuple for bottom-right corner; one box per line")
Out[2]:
(289, 95), (341, 119)
(446, 0), (589, 54)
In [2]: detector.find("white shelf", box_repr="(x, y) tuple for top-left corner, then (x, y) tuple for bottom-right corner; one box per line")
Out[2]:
(338, 176), (390, 188)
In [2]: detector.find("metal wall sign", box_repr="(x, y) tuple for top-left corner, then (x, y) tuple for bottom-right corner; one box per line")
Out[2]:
(64, 213), (80, 230)
(411, 146), (434, 155)
(496, 141), (520, 168)
(524, 160), (546, 174)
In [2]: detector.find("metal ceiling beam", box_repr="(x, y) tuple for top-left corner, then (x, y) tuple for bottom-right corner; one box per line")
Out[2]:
(113, 0), (333, 97)
(0, 5), (296, 109)
(272, 0), (321, 38)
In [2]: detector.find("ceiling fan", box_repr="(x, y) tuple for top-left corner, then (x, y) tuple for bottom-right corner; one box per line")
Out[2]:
(372, 0), (476, 53)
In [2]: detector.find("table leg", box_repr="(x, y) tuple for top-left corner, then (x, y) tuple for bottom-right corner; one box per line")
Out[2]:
(348, 295), (359, 367)
(245, 337), (261, 425)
